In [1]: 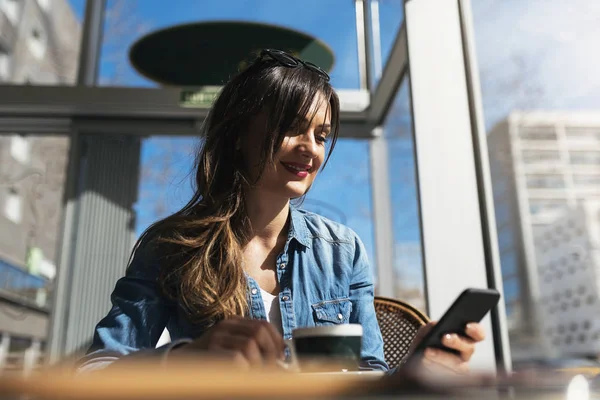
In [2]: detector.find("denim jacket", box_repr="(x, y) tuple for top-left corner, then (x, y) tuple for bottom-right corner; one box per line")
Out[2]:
(79, 207), (388, 372)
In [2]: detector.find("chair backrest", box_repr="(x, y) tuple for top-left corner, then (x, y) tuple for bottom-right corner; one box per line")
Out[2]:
(374, 296), (429, 369)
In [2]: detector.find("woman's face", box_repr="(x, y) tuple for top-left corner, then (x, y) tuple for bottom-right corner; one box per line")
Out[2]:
(246, 92), (332, 200)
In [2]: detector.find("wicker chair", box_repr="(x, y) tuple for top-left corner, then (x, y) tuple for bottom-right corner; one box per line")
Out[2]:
(374, 296), (430, 368)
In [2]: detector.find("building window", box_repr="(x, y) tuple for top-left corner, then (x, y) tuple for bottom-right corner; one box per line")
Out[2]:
(10, 135), (30, 164)
(518, 126), (557, 141)
(565, 127), (600, 142)
(529, 199), (568, 216)
(0, 0), (19, 24)
(27, 27), (47, 60)
(521, 150), (560, 164)
(4, 188), (21, 224)
(573, 174), (600, 187)
(570, 151), (600, 165)
(525, 174), (565, 189)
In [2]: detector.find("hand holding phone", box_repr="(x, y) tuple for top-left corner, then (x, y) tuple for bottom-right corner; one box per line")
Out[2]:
(403, 288), (500, 368)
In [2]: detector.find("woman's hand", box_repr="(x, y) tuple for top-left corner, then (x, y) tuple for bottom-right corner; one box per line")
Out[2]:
(409, 321), (486, 375)
(171, 317), (286, 370)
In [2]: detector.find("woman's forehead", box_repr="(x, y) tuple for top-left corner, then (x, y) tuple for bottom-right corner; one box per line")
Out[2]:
(305, 92), (332, 124)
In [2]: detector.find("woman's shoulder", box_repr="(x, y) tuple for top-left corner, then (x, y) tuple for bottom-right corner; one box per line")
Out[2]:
(293, 208), (361, 245)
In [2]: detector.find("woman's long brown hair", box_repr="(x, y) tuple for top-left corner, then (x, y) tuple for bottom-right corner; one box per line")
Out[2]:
(131, 56), (340, 326)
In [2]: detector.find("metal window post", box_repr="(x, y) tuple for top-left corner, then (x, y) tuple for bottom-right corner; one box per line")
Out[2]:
(403, 0), (510, 372)
(47, 0), (106, 363)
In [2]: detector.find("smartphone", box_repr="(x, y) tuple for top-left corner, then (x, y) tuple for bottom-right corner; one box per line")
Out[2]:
(404, 288), (501, 366)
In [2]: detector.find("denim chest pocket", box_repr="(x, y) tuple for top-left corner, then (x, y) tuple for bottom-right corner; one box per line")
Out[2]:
(311, 299), (352, 325)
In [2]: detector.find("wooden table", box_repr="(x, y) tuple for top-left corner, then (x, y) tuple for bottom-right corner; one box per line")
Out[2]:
(0, 358), (589, 400)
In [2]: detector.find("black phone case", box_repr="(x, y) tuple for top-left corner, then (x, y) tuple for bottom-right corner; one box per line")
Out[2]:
(409, 288), (500, 359)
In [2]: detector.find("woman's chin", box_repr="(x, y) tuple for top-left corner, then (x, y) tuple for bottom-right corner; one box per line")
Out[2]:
(282, 184), (310, 199)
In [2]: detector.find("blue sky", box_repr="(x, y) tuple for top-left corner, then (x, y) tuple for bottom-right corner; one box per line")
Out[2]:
(66, 0), (600, 292)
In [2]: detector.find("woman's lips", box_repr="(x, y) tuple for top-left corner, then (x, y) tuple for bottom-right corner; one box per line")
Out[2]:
(280, 162), (311, 178)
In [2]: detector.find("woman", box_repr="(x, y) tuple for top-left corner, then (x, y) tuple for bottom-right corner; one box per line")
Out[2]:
(79, 49), (485, 373)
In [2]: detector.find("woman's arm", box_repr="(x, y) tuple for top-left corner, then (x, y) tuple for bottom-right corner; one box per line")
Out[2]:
(77, 241), (184, 372)
(348, 234), (389, 372)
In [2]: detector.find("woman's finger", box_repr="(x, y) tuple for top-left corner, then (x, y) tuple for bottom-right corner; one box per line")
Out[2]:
(217, 333), (263, 366)
(465, 323), (486, 342)
(221, 319), (284, 361)
(441, 334), (475, 362)
(424, 347), (464, 368)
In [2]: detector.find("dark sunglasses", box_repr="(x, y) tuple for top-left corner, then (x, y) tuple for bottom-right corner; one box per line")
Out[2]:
(260, 49), (330, 82)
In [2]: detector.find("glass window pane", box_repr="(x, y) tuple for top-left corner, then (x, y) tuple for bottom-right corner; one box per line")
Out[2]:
(382, 77), (425, 312)
(473, 0), (600, 368)
(99, 0), (361, 88)
(0, 0), (84, 85)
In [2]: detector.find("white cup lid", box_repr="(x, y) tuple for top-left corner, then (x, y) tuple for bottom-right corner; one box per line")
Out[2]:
(292, 324), (363, 339)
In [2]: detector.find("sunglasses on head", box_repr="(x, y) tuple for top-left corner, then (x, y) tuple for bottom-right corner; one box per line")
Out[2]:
(260, 49), (330, 82)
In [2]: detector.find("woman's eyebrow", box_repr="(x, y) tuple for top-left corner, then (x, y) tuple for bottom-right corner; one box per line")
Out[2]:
(295, 116), (331, 130)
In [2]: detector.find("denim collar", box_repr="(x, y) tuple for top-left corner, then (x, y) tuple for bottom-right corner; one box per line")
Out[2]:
(289, 206), (311, 248)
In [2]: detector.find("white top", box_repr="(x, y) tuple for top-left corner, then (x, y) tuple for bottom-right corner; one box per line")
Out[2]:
(154, 289), (284, 349)
(260, 288), (283, 334)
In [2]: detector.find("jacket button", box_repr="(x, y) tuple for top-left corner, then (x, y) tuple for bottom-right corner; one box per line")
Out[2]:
(337, 313), (343, 320)
(251, 288), (258, 295)
(281, 295), (289, 301)
(279, 263), (286, 270)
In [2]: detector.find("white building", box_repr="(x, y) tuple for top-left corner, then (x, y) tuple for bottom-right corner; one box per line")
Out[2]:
(535, 201), (600, 357)
(488, 112), (600, 360)
(0, 0), (79, 373)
